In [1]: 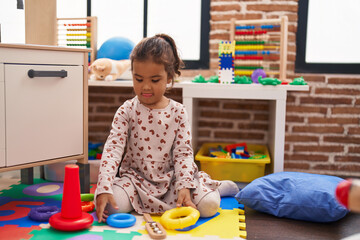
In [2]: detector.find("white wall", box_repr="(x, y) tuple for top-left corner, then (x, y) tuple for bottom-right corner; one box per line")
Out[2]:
(91, 0), (144, 48)
(147, 0), (201, 60)
(0, 0), (86, 44)
(0, 0), (25, 43)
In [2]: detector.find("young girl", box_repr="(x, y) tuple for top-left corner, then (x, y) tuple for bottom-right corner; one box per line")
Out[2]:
(95, 34), (239, 222)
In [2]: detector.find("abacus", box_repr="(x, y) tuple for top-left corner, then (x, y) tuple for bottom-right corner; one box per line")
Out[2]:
(57, 17), (98, 65)
(143, 213), (167, 239)
(229, 16), (288, 81)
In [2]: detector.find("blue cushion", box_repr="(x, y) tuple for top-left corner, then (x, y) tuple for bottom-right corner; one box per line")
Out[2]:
(235, 172), (348, 222)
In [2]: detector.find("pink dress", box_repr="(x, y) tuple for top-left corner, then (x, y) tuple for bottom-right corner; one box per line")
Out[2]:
(96, 96), (220, 214)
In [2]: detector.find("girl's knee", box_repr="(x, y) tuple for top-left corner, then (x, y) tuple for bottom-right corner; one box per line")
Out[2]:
(95, 185), (133, 215)
(111, 185), (133, 213)
(197, 191), (220, 218)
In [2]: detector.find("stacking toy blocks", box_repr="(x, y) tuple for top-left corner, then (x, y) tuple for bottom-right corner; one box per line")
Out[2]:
(218, 41), (235, 84)
(49, 164), (93, 231)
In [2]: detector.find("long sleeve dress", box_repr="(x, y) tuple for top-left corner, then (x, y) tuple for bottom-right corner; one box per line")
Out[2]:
(96, 96), (220, 214)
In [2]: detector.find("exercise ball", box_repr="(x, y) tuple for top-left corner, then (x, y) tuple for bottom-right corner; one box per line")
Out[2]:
(97, 37), (135, 60)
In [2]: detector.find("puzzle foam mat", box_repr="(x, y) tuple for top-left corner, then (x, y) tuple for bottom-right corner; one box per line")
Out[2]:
(0, 178), (246, 239)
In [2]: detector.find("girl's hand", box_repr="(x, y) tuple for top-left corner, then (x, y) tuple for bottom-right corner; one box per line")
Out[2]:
(96, 193), (118, 223)
(176, 188), (197, 209)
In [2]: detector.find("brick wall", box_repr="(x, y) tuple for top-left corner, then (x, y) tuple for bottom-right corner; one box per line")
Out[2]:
(89, 87), (183, 142)
(89, 0), (360, 177)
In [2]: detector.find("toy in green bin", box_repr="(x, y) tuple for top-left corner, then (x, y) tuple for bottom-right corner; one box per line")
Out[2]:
(89, 142), (103, 160)
(209, 142), (266, 159)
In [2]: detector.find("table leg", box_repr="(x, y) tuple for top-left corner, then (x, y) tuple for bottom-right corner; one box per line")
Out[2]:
(268, 99), (286, 173)
(77, 162), (90, 193)
(40, 165), (45, 179)
(21, 167), (34, 184)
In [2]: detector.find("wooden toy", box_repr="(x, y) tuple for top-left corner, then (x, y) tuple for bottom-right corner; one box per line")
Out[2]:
(144, 213), (167, 239)
(57, 17), (98, 65)
(229, 17), (288, 82)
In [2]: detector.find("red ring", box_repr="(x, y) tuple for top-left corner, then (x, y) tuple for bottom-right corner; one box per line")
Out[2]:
(49, 212), (93, 231)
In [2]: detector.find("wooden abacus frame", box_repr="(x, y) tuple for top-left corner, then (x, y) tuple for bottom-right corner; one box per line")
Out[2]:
(57, 17), (98, 64)
(229, 16), (288, 81)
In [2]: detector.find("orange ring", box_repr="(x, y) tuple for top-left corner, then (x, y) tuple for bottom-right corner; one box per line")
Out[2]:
(81, 201), (95, 212)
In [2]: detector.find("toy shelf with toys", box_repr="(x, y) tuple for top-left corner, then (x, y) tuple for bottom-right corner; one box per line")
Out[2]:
(181, 80), (308, 174)
(89, 79), (308, 175)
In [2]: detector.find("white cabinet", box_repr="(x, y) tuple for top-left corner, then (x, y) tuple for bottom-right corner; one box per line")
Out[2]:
(0, 65), (5, 168)
(0, 44), (90, 192)
(5, 64), (83, 166)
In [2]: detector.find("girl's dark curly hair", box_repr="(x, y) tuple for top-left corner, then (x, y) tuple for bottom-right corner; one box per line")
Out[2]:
(130, 33), (184, 87)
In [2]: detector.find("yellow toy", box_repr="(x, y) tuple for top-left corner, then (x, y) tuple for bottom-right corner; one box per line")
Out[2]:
(160, 206), (200, 230)
(89, 58), (130, 81)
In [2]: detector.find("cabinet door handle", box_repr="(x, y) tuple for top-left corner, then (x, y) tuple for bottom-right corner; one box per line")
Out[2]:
(28, 69), (68, 78)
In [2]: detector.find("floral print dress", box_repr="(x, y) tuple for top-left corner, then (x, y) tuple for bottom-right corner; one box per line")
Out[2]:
(96, 96), (220, 214)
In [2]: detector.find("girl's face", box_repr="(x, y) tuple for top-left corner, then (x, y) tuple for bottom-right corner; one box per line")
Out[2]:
(132, 60), (171, 109)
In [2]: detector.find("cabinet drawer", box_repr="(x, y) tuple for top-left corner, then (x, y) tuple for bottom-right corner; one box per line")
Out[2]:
(0, 78), (5, 167)
(5, 64), (84, 166)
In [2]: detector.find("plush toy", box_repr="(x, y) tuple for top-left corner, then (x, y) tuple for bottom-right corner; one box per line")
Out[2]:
(89, 58), (131, 81)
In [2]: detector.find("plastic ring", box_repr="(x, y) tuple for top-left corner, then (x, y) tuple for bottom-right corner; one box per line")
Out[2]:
(106, 213), (136, 228)
(49, 212), (93, 231)
(81, 201), (95, 212)
(160, 206), (200, 230)
(28, 206), (61, 221)
(23, 183), (63, 196)
(81, 193), (94, 202)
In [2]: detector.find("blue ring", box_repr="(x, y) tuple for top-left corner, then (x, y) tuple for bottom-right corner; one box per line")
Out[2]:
(106, 213), (136, 228)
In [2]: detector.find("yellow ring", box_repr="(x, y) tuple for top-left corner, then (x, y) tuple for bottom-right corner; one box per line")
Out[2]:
(160, 206), (200, 230)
